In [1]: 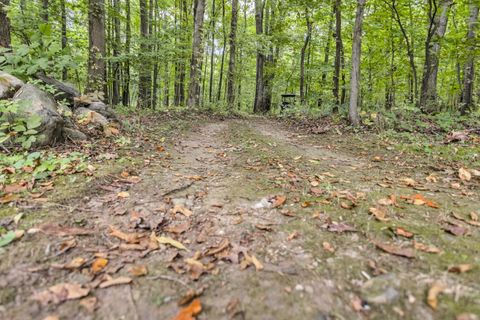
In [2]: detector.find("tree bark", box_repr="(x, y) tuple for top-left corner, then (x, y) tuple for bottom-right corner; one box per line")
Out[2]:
(460, 1), (479, 115)
(216, 0), (227, 102)
(87, 0), (106, 98)
(226, 0), (238, 108)
(208, 0), (216, 103)
(61, 0), (68, 80)
(300, 12), (312, 105)
(332, 0), (343, 113)
(112, 0), (121, 105)
(122, 0), (131, 106)
(0, 0), (11, 49)
(138, 0), (151, 108)
(187, 0), (206, 107)
(420, 0), (453, 112)
(253, 0), (267, 113)
(42, 0), (49, 22)
(348, 0), (366, 126)
(320, 3), (334, 106)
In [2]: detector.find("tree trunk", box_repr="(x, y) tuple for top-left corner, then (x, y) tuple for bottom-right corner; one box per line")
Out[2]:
(216, 0), (227, 102)
(42, 0), (49, 22)
(253, 0), (267, 113)
(1, 0), (11, 49)
(112, 0), (121, 105)
(320, 3), (334, 105)
(138, 0), (151, 108)
(348, 0), (366, 126)
(87, 0), (106, 98)
(332, 0), (343, 113)
(61, 0), (68, 80)
(226, 0), (238, 108)
(420, 0), (453, 113)
(122, 0), (131, 106)
(460, 1), (479, 115)
(208, 0), (216, 103)
(300, 12), (311, 104)
(390, 0), (417, 104)
(187, 0), (206, 107)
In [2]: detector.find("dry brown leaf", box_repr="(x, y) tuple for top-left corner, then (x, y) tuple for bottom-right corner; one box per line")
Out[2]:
(325, 221), (356, 233)
(172, 298), (202, 320)
(369, 207), (389, 221)
(375, 242), (415, 258)
(178, 288), (204, 306)
(402, 194), (439, 208)
(322, 241), (335, 253)
(51, 257), (86, 270)
(99, 276), (132, 288)
(400, 177), (417, 187)
(442, 223), (468, 236)
(242, 253), (264, 271)
(80, 296), (97, 313)
(173, 204), (193, 217)
(0, 193), (19, 204)
(394, 227), (414, 238)
(157, 236), (188, 251)
(414, 241), (441, 254)
(165, 222), (190, 234)
(205, 238), (230, 256)
(117, 191), (130, 198)
(129, 265), (148, 277)
(448, 264), (474, 273)
(427, 281), (447, 310)
(340, 202), (354, 209)
(91, 258), (108, 274)
(255, 224), (273, 231)
(30, 223), (94, 236)
(470, 212), (478, 222)
(287, 231), (300, 241)
(272, 195), (287, 208)
(459, 168), (471, 181)
(109, 226), (142, 243)
(31, 283), (90, 306)
(426, 174), (438, 183)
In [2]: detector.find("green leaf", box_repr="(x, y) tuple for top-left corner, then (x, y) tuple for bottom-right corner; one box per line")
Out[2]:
(26, 116), (42, 130)
(0, 231), (16, 247)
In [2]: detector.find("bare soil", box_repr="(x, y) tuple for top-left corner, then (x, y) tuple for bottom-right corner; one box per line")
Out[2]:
(1, 117), (479, 320)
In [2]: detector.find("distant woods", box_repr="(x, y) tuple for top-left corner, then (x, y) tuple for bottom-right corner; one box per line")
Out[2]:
(0, 0), (479, 124)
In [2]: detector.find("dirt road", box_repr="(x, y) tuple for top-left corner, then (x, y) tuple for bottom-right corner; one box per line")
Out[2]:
(1, 117), (479, 319)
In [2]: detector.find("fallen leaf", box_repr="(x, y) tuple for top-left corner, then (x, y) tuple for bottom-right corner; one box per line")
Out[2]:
(470, 212), (478, 221)
(255, 223), (273, 231)
(272, 195), (287, 208)
(205, 238), (230, 257)
(91, 258), (108, 274)
(99, 276), (132, 288)
(340, 202), (354, 209)
(51, 257), (86, 270)
(426, 174), (438, 183)
(0, 193), (19, 204)
(322, 241), (335, 253)
(128, 265), (148, 277)
(165, 222), (190, 234)
(448, 264), (474, 273)
(30, 223), (94, 236)
(427, 281), (447, 310)
(369, 207), (389, 221)
(324, 222), (356, 233)
(375, 242), (415, 258)
(400, 177), (417, 187)
(178, 288), (204, 306)
(458, 168), (471, 181)
(173, 204), (193, 217)
(287, 231), (300, 241)
(413, 241), (441, 254)
(442, 223), (468, 236)
(117, 191), (130, 198)
(0, 231), (19, 247)
(377, 194), (397, 206)
(402, 194), (439, 208)
(80, 296), (97, 313)
(157, 236), (188, 251)
(109, 225), (142, 243)
(31, 283), (90, 306)
(394, 227), (414, 238)
(172, 298), (202, 320)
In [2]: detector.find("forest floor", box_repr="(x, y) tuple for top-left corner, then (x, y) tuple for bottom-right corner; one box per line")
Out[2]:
(0, 113), (479, 320)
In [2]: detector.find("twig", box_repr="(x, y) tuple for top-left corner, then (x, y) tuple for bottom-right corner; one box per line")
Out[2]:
(161, 181), (195, 197)
(128, 284), (140, 320)
(147, 274), (189, 287)
(0, 144), (11, 154)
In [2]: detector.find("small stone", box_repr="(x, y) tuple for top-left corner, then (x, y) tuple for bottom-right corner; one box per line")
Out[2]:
(294, 284), (304, 291)
(304, 286), (314, 294)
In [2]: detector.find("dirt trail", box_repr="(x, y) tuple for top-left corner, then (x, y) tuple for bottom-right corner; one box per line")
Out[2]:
(1, 118), (479, 319)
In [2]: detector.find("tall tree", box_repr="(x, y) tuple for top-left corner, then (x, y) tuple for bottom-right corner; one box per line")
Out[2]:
(332, 0), (343, 113)
(112, 0), (121, 105)
(348, 0), (366, 126)
(0, 0), (11, 48)
(61, 0), (68, 80)
(216, 0), (227, 102)
(138, 0), (151, 108)
(460, 0), (479, 115)
(187, 0), (206, 107)
(208, 0), (216, 102)
(226, 0), (239, 108)
(87, 0), (106, 97)
(420, 0), (453, 112)
(299, 11), (312, 104)
(42, 0), (49, 22)
(253, 0), (267, 113)
(122, 0), (131, 106)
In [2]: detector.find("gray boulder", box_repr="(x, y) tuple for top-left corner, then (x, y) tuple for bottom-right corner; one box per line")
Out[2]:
(63, 127), (88, 141)
(87, 101), (118, 121)
(74, 107), (109, 127)
(12, 84), (65, 146)
(0, 72), (24, 99)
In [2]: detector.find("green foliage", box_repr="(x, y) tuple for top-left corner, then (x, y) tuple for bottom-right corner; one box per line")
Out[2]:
(0, 151), (87, 184)
(0, 100), (41, 149)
